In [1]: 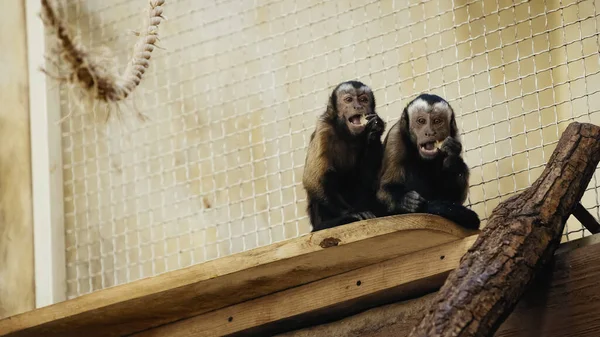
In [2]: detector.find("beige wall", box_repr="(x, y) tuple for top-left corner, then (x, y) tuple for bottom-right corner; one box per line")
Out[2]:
(0, 0), (35, 318)
(55, 0), (600, 299)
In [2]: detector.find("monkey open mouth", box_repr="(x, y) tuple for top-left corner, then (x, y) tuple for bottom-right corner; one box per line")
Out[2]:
(349, 114), (363, 125)
(420, 141), (440, 155)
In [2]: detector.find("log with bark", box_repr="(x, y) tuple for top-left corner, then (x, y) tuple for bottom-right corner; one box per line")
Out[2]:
(408, 122), (600, 337)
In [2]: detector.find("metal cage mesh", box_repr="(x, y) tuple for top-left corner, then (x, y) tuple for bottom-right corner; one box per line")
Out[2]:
(55, 0), (600, 299)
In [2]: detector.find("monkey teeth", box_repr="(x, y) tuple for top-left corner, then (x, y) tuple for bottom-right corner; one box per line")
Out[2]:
(434, 140), (443, 149)
(420, 142), (439, 155)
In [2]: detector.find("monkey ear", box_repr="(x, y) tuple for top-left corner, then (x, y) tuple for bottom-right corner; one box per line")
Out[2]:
(370, 92), (376, 112)
(330, 88), (337, 106)
(324, 89), (338, 119)
(400, 107), (409, 133)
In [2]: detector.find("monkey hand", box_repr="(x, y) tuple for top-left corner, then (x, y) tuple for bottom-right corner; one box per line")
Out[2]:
(398, 190), (425, 213)
(440, 136), (462, 157)
(366, 115), (385, 140)
(442, 153), (468, 174)
(352, 211), (376, 221)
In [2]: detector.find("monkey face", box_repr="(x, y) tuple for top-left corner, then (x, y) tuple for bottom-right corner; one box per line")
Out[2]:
(406, 95), (453, 160)
(334, 83), (376, 136)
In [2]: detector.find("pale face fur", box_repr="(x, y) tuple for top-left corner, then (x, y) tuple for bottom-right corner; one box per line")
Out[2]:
(407, 98), (453, 159)
(335, 84), (374, 136)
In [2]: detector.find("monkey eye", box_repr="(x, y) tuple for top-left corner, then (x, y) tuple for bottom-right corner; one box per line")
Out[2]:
(417, 117), (426, 124)
(359, 96), (368, 103)
(434, 118), (442, 124)
(344, 96), (353, 103)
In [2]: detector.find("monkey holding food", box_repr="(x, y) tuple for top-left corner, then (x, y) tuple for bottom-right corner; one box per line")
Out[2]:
(377, 93), (480, 229)
(302, 80), (386, 232)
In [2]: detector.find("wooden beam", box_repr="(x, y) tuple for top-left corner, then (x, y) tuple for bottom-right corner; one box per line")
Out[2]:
(278, 292), (436, 337)
(25, 0), (66, 308)
(133, 235), (478, 337)
(0, 0), (35, 319)
(572, 203), (600, 234)
(495, 236), (600, 337)
(277, 234), (600, 337)
(0, 214), (476, 337)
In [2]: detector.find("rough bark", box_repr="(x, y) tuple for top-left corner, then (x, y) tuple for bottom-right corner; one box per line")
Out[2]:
(408, 122), (600, 337)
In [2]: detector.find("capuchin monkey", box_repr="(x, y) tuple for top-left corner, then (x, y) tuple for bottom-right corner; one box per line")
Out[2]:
(377, 93), (480, 230)
(303, 81), (386, 232)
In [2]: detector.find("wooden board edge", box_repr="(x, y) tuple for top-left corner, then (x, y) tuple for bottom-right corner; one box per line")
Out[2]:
(0, 215), (476, 337)
(273, 234), (600, 337)
(132, 235), (479, 337)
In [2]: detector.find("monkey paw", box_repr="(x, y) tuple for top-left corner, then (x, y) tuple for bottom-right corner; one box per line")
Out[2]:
(353, 211), (376, 220)
(398, 191), (425, 213)
(366, 115), (385, 138)
(440, 136), (462, 156)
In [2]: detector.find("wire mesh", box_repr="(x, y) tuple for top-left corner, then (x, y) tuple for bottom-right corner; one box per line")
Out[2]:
(54, 0), (600, 299)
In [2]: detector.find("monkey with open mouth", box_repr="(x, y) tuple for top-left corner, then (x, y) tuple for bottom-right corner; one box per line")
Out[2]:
(302, 81), (386, 232)
(377, 93), (480, 230)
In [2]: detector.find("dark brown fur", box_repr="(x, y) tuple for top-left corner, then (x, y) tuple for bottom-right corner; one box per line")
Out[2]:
(303, 81), (386, 232)
(377, 94), (479, 229)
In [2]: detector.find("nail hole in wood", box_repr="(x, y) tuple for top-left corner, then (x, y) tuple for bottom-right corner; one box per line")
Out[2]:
(440, 255), (445, 260)
(356, 280), (362, 286)
(228, 316), (233, 322)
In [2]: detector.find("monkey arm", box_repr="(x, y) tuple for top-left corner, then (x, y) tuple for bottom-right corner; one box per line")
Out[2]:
(363, 116), (385, 182)
(422, 200), (480, 229)
(439, 136), (469, 204)
(378, 164), (425, 214)
(304, 164), (355, 216)
(377, 128), (426, 214)
(303, 126), (354, 215)
(309, 169), (377, 232)
(378, 184), (425, 214)
(320, 169), (356, 214)
(363, 142), (384, 183)
(366, 115), (385, 142)
(440, 154), (470, 204)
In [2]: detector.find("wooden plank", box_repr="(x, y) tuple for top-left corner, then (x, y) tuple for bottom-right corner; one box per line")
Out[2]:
(0, 214), (476, 337)
(133, 235), (479, 337)
(24, 0), (66, 308)
(277, 234), (600, 337)
(0, 0), (35, 319)
(495, 234), (600, 337)
(277, 292), (436, 337)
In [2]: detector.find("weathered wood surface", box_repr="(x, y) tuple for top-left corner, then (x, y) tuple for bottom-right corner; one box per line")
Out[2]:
(0, 214), (475, 337)
(132, 235), (478, 337)
(409, 122), (600, 337)
(0, 0), (35, 319)
(278, 234), (600, 337)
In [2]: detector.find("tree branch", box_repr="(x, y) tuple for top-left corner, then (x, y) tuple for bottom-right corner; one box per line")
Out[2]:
(408, 122), (600, 337)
